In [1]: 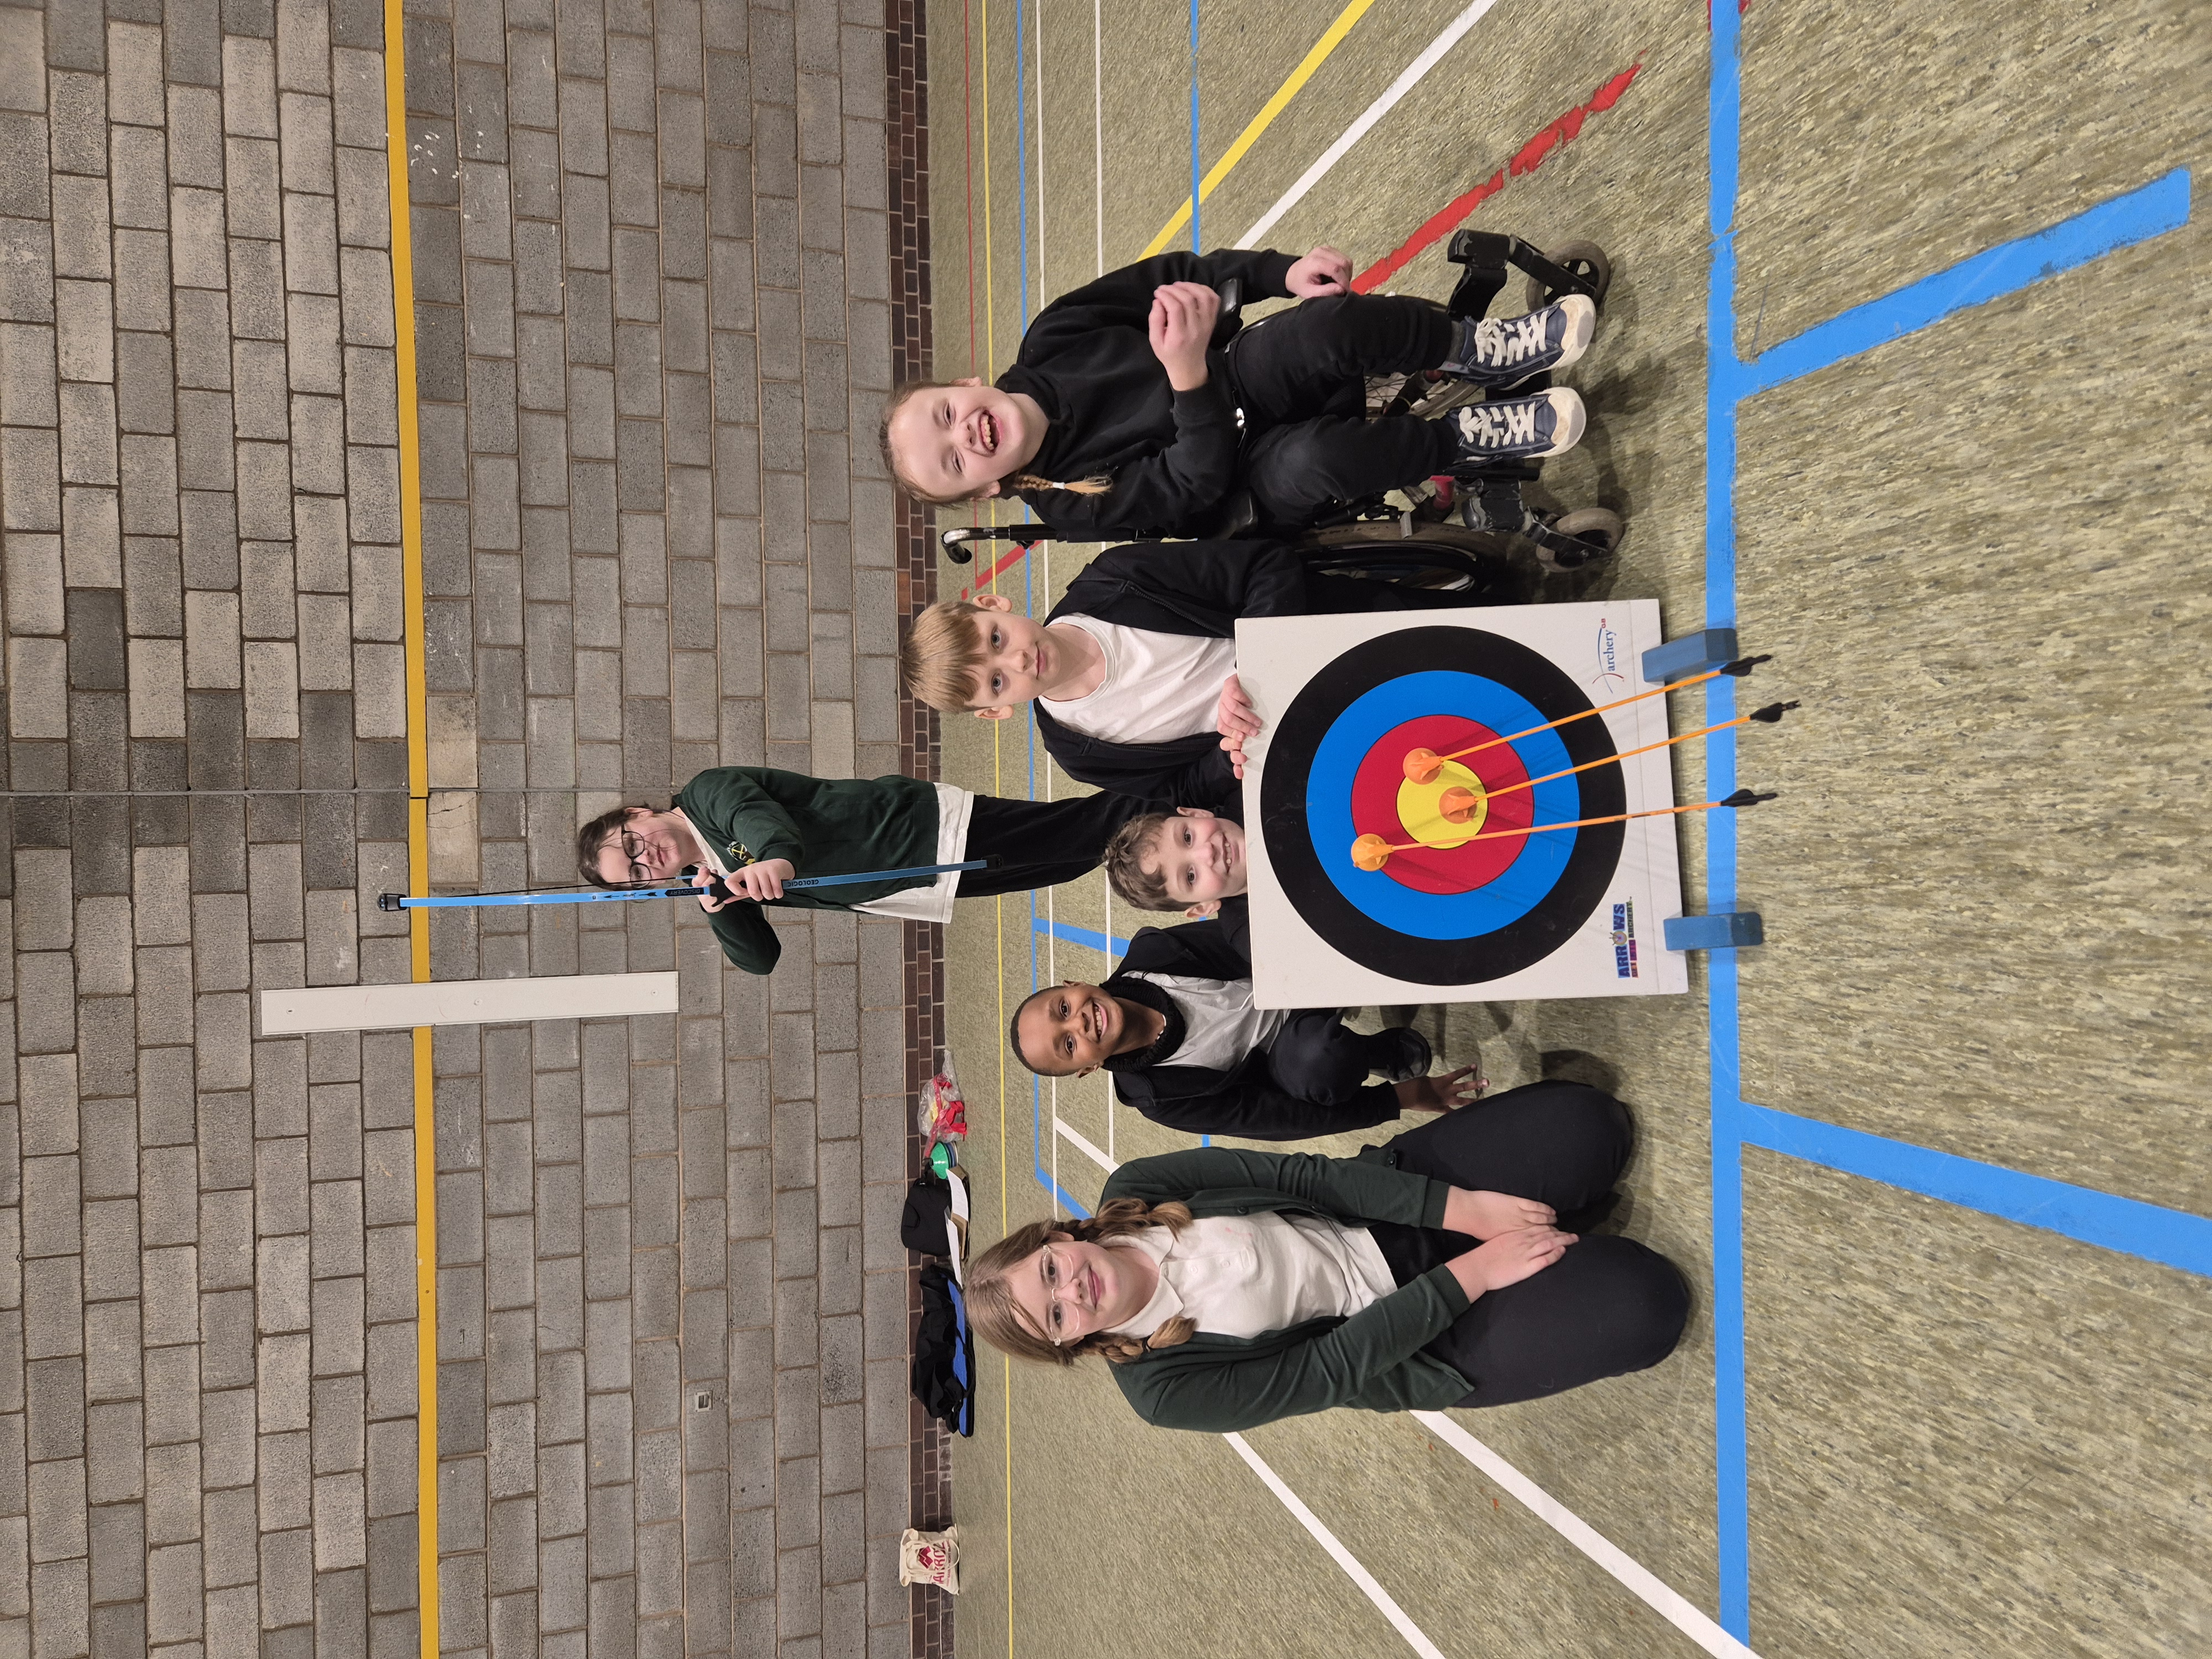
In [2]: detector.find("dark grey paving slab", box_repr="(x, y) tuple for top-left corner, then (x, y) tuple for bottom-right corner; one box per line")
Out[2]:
(1, 0), (923, 1654)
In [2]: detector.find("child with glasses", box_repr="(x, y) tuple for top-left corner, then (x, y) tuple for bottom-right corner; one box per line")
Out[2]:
(965, 1081), (1688, 1431)
(576, 767), (1160, 974)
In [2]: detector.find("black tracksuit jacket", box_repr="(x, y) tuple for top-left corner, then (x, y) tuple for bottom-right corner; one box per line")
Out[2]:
(999, 247), (1298, 541)
(1031, 538), (1310, 808)
(1100, 920), (1401, 1141)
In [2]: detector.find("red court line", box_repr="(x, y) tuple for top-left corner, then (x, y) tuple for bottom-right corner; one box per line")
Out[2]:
(960, 539), (1035, 598)
(1352, 62), (1642, 294)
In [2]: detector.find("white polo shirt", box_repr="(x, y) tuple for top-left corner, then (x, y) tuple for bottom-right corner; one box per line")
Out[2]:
(1040, 615), (1237, 745)
(1104, 1215), (1398, 1342)
(1121, 971), (1289, 1076)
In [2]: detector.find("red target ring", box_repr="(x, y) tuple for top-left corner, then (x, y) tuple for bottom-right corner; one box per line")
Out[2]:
(1347, 714), (1537, 894)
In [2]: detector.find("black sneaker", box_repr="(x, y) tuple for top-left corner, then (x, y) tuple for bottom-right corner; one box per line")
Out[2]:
(1448, 387), (1585, 462)
(1442, 295), (1597, 387)
(1369, 1026), (1432, 1084)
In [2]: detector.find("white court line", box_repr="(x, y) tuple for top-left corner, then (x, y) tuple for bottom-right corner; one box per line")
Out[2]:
(1411, 1412), (1762, 1658)
(1052, 1115), (1117, 1174)
(1235, 0), (1504, 248)
(1224, 1435), (1452, 1659)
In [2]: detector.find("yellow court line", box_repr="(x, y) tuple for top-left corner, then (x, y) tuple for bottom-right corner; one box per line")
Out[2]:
(380, 7), (437, 1657)
(1138, 0), (1378, 256)
(973, 11), (1018, 1656)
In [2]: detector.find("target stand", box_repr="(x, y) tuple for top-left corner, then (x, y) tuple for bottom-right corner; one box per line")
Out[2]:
(1237, 602), (1691, 1008)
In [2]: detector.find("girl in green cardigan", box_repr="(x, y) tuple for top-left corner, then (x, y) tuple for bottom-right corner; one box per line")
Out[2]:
(965, 1081), (1687, 1433)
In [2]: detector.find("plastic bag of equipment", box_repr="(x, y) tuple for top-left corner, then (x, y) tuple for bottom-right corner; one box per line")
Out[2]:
(916, 1051), (969, 1149)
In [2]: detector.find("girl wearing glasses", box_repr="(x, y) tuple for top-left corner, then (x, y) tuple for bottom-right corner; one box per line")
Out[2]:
(964, 1079), (1687, 1431)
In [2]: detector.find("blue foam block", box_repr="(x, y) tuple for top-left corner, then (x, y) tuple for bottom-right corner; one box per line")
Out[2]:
(1641, 628), (1741, 685)
(1664, 911), (1764, 952)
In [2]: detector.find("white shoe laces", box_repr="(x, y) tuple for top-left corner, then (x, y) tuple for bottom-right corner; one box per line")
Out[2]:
(1459, 400), (1540, 446)
(1469, 308), (1553, 368)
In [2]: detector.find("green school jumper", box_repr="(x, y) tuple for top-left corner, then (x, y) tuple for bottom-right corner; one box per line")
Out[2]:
(675, 768), (946, 975)
(1097, 1146), (1475, 1433)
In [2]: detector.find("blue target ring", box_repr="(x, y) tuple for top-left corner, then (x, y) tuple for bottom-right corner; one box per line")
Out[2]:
(1259, 627), (1625, 985)
(1306, 670), (1582, 938)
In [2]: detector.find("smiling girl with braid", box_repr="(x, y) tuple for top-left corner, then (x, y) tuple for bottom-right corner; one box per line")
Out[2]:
(880, 244), (1597, 542)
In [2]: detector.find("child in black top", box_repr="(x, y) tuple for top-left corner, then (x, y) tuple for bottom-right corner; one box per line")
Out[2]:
(1006, 917), (1483, 1141)
(880, 245), (1595, 541)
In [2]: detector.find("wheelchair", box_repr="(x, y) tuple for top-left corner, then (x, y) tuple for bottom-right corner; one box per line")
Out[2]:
(940, 231), (1623, 601)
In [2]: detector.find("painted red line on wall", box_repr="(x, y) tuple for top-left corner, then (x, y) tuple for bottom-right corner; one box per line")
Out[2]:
(1351, 61), (1642, 293)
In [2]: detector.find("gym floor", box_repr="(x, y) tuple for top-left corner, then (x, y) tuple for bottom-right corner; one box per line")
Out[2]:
(922, 2), (2212, 1655)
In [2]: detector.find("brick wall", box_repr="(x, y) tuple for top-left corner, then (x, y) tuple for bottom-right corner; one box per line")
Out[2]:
(881, 3), (957, 1657)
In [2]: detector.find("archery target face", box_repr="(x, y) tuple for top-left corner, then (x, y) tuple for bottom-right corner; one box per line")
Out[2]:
(1237, 602), (1689, 1006)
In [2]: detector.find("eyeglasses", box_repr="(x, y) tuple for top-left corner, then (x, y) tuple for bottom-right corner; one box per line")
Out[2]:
(1038, 1241), (1079, 1344)
(602, 829), (650, 885)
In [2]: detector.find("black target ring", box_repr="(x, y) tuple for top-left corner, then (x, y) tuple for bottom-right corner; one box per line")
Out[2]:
(1259, 626), (1626, 986)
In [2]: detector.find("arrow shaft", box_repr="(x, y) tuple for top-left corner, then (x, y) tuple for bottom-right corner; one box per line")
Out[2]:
(1433, 663), (1733, 766)
(1368, 796), (1744, 854)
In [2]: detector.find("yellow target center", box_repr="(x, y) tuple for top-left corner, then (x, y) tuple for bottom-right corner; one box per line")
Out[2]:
(1395, 758), (1488, 848)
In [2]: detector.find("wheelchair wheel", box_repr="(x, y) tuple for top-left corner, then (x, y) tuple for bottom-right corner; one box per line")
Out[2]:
(1548, 506), (1624, 557)
(1298, 523), (1532, 604)
(1525, 240), (1613, 312)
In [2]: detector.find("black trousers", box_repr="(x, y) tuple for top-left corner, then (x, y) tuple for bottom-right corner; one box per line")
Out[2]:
(1225, 294), (1462, 526)
(957, 789), (1160, 899)
(1366, 1081), (1690, 1408)
(1267, 1010), (1395, 1105)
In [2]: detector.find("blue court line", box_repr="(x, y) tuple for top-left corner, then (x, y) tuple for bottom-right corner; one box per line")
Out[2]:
(1031, 916), (1134, 957)
(1701, 1), (2195, 1637)
(1741, 1105), (2212, 1278)
(1744, 168), (2192, 396)
(1189, 0), (1202, 250)
(1703, 2), (1752, 1626)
